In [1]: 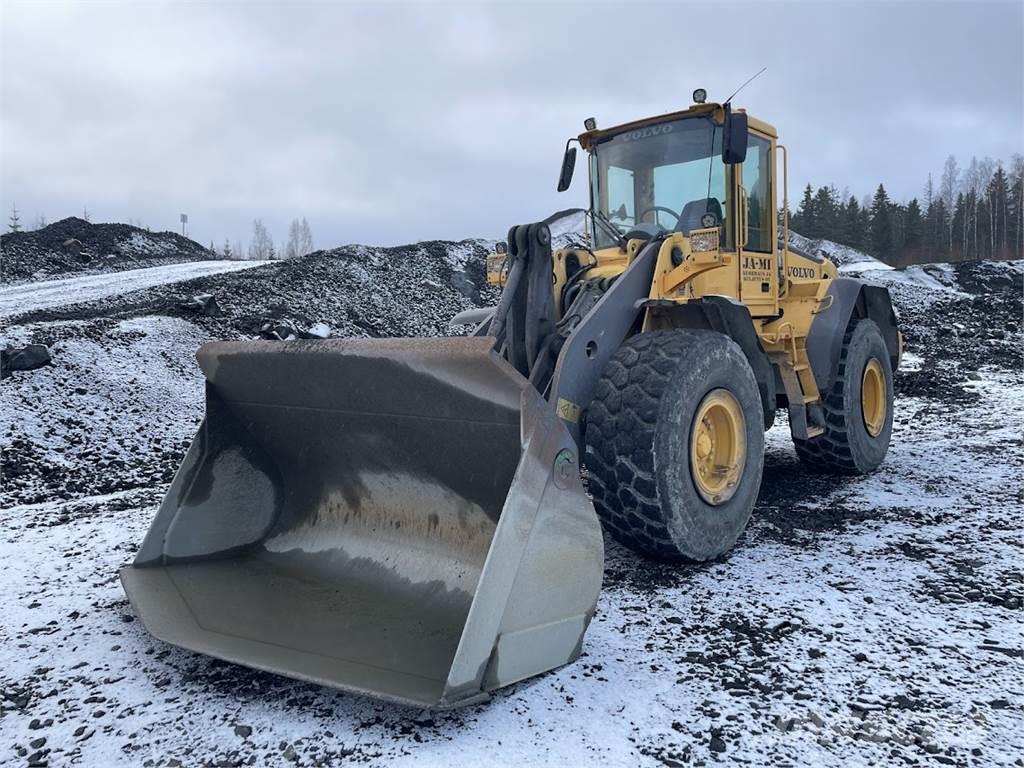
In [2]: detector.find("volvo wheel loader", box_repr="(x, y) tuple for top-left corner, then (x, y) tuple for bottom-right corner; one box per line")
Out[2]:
(122, 93), (901, 708)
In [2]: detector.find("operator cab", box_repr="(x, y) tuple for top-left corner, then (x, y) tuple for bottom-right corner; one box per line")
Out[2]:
(560, 99), (779, 262)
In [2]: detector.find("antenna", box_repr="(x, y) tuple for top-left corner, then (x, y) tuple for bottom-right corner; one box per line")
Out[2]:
(724, 66), (767, 104)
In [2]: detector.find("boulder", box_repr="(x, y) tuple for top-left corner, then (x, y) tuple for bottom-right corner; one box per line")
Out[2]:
(259, 321), (299, 341)
(1, 344), (52, 378)
(178, 293), (222, 317)
(299, 322), (332, 339)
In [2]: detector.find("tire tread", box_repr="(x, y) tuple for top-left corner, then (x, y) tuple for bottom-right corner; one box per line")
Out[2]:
(585, 331), (698, 560)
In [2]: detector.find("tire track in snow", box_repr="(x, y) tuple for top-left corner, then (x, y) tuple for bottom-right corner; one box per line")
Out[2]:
(0, 260), (271, 318)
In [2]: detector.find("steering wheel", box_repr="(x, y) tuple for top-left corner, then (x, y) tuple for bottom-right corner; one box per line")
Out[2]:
(637, 206), (681, 228)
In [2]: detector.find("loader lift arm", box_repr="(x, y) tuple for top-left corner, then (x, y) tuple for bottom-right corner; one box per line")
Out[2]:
(487, 212), (662, 445)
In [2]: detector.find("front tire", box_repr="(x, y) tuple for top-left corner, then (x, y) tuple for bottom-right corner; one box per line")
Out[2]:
(584, 330), (765, 562)
(794, 318), (894, 474)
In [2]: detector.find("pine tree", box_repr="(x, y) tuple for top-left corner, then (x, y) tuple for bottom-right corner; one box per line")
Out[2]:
(869, 184), (893, 261)
(841, 196), (863, 250)
(925, 197), (949, 258)
(976, 194), (991, 261)
(1009, 154), (1024, 259)
(8, 203), (21, 233)
(903, 199), (923, 262)
(812, 186), (838, 239)
(985, 167), (1010, 260)
(889, 202), (907, 265)
(82, 207), (91, 223)
(792, 184), (816, 237)
(223, 240), (232, 259)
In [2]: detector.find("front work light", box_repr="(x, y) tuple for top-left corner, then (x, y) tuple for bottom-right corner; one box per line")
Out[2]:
(692, 88), (707, 104)
(583, 117), (597, 131)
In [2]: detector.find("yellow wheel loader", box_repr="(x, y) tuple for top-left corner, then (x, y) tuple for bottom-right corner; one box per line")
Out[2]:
(122, 94), (900, 708)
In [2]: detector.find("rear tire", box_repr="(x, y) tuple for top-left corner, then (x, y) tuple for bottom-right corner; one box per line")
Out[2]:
(584, 330), (764, 562)
(794, 318), (894, 474)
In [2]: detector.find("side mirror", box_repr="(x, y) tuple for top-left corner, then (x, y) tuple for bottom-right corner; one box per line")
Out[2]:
(557, 146), (577, 192)
(722, 106), (748, 165)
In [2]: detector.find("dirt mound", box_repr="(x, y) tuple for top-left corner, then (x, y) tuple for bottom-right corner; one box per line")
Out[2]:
(0, 238), (497, 506)
(9, 238), (498, 342)
(954, 258), (1024, 295)
(1, 217), (216, 285)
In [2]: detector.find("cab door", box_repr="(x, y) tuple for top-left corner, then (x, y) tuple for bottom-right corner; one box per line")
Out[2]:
(738, 132), (779, 315)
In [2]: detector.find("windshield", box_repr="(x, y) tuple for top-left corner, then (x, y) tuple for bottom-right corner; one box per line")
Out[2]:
(589, 116), (728, 250)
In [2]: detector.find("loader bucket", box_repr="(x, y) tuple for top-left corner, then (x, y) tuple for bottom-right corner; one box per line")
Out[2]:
(120, 337), (603, 708)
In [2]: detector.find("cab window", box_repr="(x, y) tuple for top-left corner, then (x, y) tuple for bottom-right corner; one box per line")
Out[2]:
(589, 116), (728, 249)
(607, 166), (635, 227)
(742, 134), (773, 253)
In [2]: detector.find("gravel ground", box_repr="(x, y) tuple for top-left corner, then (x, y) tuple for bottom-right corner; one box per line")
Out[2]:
(1, 238), (1021, 767)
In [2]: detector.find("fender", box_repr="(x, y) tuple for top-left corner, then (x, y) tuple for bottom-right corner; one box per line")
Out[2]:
(639, 297), (776, 430)
(807, 277), (900, 394)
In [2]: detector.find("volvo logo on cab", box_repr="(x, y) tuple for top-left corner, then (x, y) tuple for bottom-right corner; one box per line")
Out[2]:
(787, 266), (817, 279)
(621, 124), (674, 142)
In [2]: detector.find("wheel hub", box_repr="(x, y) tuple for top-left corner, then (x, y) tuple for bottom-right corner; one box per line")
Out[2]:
(861, 358), (886, 437)
(690, 389), (746, 505)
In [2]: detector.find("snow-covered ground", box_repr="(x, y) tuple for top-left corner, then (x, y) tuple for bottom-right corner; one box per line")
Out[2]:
(1, 370), (1020, 767)
(0, 261), (271, 318)
(1, 238), (1021, 767)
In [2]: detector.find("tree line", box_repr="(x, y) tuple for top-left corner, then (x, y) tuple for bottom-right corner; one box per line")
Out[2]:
(790, 154), (1024, 267)
(218, 217), (315, 260)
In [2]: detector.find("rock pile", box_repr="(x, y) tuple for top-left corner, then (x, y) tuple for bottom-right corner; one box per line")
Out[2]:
(1, 217), (216, 285)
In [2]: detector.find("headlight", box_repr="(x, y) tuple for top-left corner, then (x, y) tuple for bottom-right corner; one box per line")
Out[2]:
(689, 229), (719, 253)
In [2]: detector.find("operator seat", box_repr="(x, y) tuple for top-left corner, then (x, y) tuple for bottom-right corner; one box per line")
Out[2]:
(677, 198), (723, 234)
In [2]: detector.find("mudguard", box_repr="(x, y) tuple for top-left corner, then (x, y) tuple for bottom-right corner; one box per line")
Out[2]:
(807, 277), (900, 394)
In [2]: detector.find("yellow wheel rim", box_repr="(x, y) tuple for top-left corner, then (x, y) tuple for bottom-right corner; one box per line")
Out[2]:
(861, 358), (886, 437)
(690, 388), (746, 505)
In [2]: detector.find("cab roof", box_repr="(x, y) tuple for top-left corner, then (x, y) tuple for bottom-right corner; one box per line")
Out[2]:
(577, 103), (777, 150)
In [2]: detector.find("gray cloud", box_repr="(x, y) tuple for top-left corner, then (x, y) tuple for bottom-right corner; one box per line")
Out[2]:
(2, 1), (1021, 250)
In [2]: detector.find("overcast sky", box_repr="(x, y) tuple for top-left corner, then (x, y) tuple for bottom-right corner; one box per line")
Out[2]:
(2, 1), (1021, 251)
